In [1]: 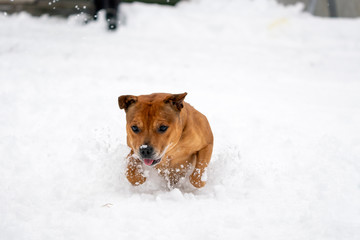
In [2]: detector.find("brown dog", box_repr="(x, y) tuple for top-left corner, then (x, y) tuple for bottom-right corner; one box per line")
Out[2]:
(118, 92), (213, 188)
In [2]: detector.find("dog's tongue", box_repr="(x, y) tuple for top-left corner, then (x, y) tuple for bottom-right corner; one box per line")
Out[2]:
(144, 159), (154, 166)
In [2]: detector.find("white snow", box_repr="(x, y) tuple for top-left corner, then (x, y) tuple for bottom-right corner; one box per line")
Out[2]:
(201, 168), (208, 181)
(1, 0), (360, 239)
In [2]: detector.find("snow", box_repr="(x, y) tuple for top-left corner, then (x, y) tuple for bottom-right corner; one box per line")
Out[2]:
(1, 0), (360, 239)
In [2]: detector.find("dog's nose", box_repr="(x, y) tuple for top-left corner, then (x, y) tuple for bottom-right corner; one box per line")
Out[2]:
(139, 145), (154, 158)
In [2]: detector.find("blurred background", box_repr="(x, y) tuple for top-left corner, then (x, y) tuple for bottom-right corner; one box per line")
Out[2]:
(1, 0), (360, 18)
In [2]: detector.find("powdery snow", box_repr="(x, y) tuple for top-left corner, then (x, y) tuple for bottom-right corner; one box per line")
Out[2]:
(1, 0), (360, 239)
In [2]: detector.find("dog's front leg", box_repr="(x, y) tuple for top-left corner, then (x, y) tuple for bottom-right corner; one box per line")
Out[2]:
(126, 152), (146, 186)
(190, 144), (213, 188)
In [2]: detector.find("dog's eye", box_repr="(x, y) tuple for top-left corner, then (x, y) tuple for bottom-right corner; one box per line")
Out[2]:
(131, 125), (140, 133)
(158, 125), (168, 133)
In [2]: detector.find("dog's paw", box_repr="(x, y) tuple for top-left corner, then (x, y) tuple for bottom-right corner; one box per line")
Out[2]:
(126, 164), (147, 186)
(189, 169), (206, 188)
(126, 172), (147, 186)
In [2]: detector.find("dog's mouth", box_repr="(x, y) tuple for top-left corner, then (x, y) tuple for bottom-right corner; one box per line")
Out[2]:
(143, 158), (161, 166)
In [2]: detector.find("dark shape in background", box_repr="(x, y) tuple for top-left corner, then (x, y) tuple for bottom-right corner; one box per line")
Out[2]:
(0, 0), (182, 17)
(0, 0), (359, 18)
(277, 0), (360, 18)
(93, 0), (120, 30)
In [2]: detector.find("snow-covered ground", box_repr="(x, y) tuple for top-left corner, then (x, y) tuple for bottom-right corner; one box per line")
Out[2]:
(1, 0), (360, 239)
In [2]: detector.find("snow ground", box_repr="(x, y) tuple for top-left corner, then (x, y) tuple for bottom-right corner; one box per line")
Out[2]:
(1, 0), (360, 239)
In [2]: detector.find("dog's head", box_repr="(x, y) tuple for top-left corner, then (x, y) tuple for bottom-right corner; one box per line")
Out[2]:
(118, 92), (187, 166)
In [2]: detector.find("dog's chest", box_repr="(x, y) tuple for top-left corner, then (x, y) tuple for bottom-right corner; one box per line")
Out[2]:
(156, 152), (195, 173)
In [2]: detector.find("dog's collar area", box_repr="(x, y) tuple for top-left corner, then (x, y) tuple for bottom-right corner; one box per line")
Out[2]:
(143, 158), (161, 166)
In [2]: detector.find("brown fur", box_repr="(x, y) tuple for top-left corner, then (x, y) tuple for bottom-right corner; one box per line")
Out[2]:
(118, 92), (213, 188)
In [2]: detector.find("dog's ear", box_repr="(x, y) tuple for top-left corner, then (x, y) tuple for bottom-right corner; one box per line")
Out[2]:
(164, 92), (187, 111)
(118, 95), (138, 111)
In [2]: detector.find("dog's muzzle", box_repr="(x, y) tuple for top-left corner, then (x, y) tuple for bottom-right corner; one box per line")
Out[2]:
(139, 145), (161, 166)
